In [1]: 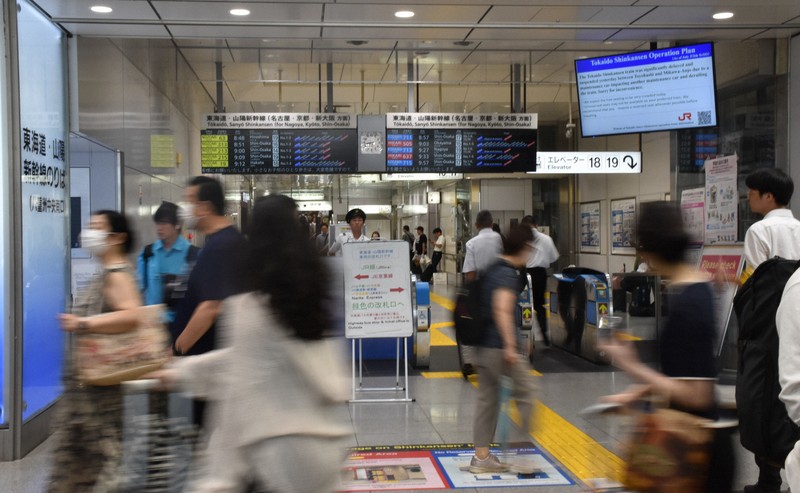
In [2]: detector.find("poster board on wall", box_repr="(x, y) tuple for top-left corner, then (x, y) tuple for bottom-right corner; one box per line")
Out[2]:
(610, 197), (636, 255)
(704, 155), (738, 245)
(681, 187), (706, 247)
(580, 201), (601, 254)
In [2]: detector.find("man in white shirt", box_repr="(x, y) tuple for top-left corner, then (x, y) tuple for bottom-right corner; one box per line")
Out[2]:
(744, 168), (800, 276)
(462, 210), (503, 283)
(743, 168), (800, 493)
(328, 208), (369, 256)
(460, 210), (503, 376)
(521, 215), (560, 347)
(430, 227), (445, 272)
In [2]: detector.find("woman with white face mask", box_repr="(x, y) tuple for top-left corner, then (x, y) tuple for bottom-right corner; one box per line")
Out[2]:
(49, 210), (143, 493)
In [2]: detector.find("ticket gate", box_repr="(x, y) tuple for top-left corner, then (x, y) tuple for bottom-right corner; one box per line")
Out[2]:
(413, 280), (431, 368)
(548, 267), (613, 364)
(517, 272), (535, 360)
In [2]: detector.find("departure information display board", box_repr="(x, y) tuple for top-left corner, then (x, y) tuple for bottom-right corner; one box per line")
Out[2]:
(200, 113), (357, 174)
(385, 113), (537, 173)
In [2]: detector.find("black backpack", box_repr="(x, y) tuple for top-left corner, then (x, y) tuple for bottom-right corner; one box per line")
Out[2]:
(733, 256), (800, 465)
(453, 276), (485, 346)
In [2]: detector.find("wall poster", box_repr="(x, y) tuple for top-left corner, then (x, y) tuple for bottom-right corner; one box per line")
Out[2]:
(580, 201), (601, 254)
(704, 155), (738, 245)
(680, 187), (706, 247)
(610, 197), (636, 255)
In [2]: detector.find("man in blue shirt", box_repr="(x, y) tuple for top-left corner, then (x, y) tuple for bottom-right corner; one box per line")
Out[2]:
(137, 201), (198, 321)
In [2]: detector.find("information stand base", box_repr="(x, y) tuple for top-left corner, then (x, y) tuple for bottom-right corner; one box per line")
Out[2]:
(350, 338), (412, 404)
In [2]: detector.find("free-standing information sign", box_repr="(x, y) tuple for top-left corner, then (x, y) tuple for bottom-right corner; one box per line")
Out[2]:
(697, 244), (744, 356)
(343, 241), (413, 339)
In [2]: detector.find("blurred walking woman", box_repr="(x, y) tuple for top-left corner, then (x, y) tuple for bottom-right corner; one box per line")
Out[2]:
(599, 201), (734, 493)
(49, 210), (142, 492)
(159, 194), (350, 492)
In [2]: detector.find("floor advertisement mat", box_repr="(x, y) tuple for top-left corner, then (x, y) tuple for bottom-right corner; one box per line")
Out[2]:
(338, 443), (574, 491)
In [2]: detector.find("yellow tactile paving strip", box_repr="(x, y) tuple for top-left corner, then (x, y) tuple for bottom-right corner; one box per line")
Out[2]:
(427, 288), (625, 483)
(429, 322), (457, 346)
(429, 292), (455, 311)
(426, 290), (625, 485)
(471, 379), (625, 484)
(526, 401), (624, 483)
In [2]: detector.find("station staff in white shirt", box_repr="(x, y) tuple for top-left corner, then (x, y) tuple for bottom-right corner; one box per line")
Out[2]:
(460, 210), (503, 376)
(521, 215), (559, 347)
(328, 208), (369, 256)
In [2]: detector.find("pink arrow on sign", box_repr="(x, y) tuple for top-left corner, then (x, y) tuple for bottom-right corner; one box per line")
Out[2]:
(355, 274), (369, 280)
(390, 287), (404, 293)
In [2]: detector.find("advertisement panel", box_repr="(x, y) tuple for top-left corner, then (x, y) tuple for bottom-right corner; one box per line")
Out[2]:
(18, 0), (68, 420)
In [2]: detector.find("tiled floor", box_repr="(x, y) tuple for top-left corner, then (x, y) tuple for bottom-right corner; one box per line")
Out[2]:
(0, 283), (776, 492)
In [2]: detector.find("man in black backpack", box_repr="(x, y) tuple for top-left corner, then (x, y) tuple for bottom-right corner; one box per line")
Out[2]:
(137, 201), (199, 322)
(777, 269), (800, 492)
(739, 168), (800, 493)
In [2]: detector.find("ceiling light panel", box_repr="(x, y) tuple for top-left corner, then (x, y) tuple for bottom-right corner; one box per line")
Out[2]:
(60, 23), (172, 37)
(322, 26), (472, 41)
(631, 6), (800, 25)
(151, 1), (323, 22)
(31, 0), (159, 20)
(323, 4), (487, 23)
(168, 25), (320, 39)
(467, 27), (618, 42)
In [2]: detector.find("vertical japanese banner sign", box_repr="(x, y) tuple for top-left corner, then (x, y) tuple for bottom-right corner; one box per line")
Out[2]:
(704, 155), (738, 245)
(343, 241), (413, 339)
(18, 0), (68, 420)
(580, 202), (601, 253)
(681, 188), (706, 247)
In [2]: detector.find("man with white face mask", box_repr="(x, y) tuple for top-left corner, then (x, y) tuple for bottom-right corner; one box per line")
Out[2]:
(171, 176), (246, 426)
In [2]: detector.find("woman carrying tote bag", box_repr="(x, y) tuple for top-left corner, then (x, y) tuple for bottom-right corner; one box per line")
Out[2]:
(49, 210), (143, 492)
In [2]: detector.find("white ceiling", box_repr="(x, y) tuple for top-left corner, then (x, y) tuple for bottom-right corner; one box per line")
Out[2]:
(30, 0), (800, 122)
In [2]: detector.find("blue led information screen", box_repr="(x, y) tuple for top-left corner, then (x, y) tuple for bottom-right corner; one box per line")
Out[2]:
(385, 128), (538, 173)
(575, 42), (718, 137)
(201, 128), (358, 174)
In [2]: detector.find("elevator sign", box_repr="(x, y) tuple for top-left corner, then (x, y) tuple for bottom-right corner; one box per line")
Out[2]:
(535, 152), (641, 174)
(343, 241), (414, 339)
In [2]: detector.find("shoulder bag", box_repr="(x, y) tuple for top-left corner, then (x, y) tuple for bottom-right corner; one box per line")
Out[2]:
(75, 304), (171, 386)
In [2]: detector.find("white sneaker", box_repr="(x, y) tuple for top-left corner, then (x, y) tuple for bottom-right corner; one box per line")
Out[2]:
(469, 453), (509, 473)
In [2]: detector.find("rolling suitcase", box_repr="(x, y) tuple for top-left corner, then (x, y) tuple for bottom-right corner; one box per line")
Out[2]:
(121, 379), (201, 492)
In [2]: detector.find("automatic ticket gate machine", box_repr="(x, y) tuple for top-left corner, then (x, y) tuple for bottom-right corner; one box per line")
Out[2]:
(517, 272), (535, 360)
(412, 280), (431, 368)
(548, 267), (613, 364)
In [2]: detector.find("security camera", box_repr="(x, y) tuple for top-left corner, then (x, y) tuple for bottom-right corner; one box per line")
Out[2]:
(565, 122), (576, 139)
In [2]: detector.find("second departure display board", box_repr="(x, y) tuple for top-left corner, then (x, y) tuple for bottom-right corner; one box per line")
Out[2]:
(385, 113), (538, 173)
(200, 113), (357, 174)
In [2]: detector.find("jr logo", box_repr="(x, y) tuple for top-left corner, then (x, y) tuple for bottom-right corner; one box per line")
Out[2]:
(678, 112), (692, 121)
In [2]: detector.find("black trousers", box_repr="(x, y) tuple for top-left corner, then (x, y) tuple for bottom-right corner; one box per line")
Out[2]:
(431, 251), (442, 271)
(527, 267), (549, 343)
